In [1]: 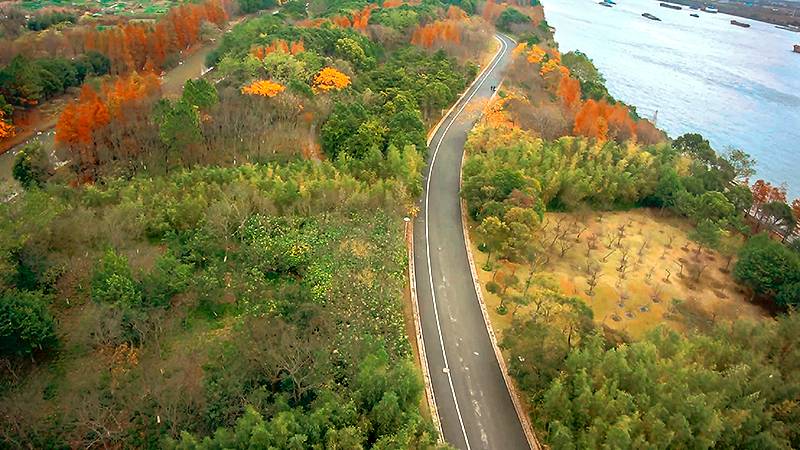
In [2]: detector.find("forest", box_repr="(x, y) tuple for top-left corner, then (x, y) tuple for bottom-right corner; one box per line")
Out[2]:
(462, 8), (800, 449)
(0, 0), (499, 447)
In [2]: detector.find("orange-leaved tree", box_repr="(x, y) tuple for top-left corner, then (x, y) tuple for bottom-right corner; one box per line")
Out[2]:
(312, 68), (351, 92)
(410, 20), (462, 48)
(84, 0), (229, 74)
(56, 72), (160, 175)
(0, 110), (14, 140)
(241, 80), (286, 97)
(557, 69), (581, 109)
(573, 99), (636, 143)
(250, 40), (305, 59)
(751, 179), (787, 206)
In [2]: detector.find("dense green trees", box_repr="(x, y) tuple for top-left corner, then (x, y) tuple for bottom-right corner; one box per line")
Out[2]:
(496, 8), (530, 32)
(504, 295), (800, 449)
(0, 53), (110, 106)
(464, 125), (660, 211)
(169, 348), (436, 448)
(561, 51), (610, 101)
(321, 47), (468, 159)
(237, 0), (277, 14)
(0, 290), (56, 357)
(26, 11), (77, 31)
(734, 233), (800, 306)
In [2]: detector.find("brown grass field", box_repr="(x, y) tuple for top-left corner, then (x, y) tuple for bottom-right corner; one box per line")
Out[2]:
(471, 209), (770, 340)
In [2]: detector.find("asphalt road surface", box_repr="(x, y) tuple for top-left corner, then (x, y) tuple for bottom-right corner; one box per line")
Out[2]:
(413, 33), (529, 450)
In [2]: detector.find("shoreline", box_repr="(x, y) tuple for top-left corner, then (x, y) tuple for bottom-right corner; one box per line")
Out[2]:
(542, 0), (800, 199)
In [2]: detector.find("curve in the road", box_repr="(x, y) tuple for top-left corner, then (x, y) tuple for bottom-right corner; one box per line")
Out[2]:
(414, 34), (531, 450)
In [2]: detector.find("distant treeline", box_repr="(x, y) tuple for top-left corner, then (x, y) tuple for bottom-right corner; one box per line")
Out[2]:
(27, 11), (78, 31)
(0, 52), (110, 108)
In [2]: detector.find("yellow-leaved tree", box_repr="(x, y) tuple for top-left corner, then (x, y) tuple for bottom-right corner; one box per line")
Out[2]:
(312, 67), (351, 93)
(241, 80), (286, 97)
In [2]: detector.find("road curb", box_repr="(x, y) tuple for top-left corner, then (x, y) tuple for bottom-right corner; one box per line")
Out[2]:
(457, 72), (542, 450)
(405, 221), (444, 442)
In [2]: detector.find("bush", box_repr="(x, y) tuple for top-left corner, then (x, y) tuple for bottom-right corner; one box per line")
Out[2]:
(0, 290), (57, 357)
(142, 252), (192, 307)
(496, 8), (530, 32)
(734, 233), (800, 302)
(12, 142), (51, 189)
(91, 249), (142, 307)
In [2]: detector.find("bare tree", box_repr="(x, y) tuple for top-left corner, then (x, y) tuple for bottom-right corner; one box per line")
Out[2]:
(645, 266), (656, 284)
(558, 236), (576, 257)
(586, 266), (602, 296)
(650, 284), (664, 303)
(573, 221), (589, 242)
(601, 248), (616, 263)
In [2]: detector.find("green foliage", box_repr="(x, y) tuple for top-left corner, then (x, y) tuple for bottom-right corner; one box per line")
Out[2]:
(561, 51), (609, 101)
(208, 16), (377, 66)
(734, 233), (800, 300)
(27, 10), (76, 31)
(506, 306), (800, 449)
(237, 0), (277, 13)
(496, 7), (530, 32)
(335, 37), (374, 69)
(181, 79), (218, 109)
(321, 102), (374, 159)
(0, 53), (109, 106)
(170, 346), (434, 449)
(371, 6), (421, 29)
(0, 289), (57, 357)
(777, 282), (800, 308)
(690, 219), (721, 250)
(141, 251), (192, 307)
(12, 142), (51, 189)
(91, 248), (142, 307)
(465, 127), (660, 211)
(155, 98), (202, 168)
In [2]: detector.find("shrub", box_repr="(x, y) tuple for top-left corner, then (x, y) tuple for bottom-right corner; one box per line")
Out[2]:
(141, 252), (192, 307)
(91, 249), (142, 307)
(12, 142), (51, 190)
(496, 8), (530, 32)
(0, 290), (57, 357)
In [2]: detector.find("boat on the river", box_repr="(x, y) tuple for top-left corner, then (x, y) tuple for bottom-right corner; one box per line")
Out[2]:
(642, 12), (661, 21)
(690, 13), (699, 17)
(660, 2), (682, 10)
(731, 20), (751, 28)
(776, 25), (800, 33)
(704, 5), (718, 13)
(794, 44), (800, 53)
(599, 1), (613, 7)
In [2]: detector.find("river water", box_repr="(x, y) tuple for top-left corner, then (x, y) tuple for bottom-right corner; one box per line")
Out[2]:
(542, 0), (800, 198)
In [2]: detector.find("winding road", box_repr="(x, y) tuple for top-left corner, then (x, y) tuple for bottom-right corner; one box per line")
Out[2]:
(413, 33), (530, 450)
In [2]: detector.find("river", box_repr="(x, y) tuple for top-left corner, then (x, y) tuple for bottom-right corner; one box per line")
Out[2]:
(542, 0), (800, 198)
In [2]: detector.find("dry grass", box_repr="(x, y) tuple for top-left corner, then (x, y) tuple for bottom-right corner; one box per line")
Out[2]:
(471, 209), (770, 340)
